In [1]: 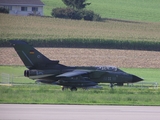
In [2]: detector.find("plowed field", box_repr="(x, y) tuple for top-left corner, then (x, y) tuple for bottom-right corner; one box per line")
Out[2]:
(0, 48), (160, 68)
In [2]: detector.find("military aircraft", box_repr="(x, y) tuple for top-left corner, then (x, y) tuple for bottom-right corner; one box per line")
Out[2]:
(10, 40), (143, 91)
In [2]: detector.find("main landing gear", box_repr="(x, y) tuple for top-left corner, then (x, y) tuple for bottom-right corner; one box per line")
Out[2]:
(110, 83), (114, 89)
(62, 86), (77, 91)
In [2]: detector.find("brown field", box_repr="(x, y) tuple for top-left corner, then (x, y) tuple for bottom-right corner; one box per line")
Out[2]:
(0, 48), (160, 68)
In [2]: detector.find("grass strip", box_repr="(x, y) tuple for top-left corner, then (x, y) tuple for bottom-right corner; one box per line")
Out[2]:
(0, 85), (160, 105)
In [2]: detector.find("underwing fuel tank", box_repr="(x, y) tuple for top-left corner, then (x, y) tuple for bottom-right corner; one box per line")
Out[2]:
(55, 79), (97, 87)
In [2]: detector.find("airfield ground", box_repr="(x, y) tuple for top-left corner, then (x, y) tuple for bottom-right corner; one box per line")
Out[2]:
(1, 104), (160, 120)
(0, 48), (160, 68)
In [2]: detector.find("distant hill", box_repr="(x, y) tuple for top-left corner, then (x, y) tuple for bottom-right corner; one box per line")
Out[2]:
(42, 0), (160, 22)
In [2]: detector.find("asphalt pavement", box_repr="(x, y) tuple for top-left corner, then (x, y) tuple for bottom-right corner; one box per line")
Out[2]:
(0, 104), (160, 120)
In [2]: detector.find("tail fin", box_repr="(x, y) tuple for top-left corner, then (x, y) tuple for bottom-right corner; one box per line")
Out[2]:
(10, 40), (59, 69)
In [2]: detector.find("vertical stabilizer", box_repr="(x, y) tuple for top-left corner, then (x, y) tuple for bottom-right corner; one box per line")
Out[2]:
(10, 40), (56, 69)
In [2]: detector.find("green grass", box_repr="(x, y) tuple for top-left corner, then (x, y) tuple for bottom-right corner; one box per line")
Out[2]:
(42, 0), (160, 22)
(122, 68), (160, 83)
(0, 85), (160, 105)
(42, 0), (65, 16)
(0, 66), (34, 84)
(0, 66), (26, 75)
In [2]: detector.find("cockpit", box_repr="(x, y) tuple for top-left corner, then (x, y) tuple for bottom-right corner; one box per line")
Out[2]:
(95, 66), (123, 72)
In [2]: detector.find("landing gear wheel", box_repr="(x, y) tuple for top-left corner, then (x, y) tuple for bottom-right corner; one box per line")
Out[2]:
(70, 87), (77, 91)
(62, 86), (68, 91)
(110, 83), (114, 89)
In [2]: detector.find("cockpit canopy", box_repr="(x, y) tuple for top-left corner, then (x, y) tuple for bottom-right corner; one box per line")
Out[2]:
(95, 66), (123, 72)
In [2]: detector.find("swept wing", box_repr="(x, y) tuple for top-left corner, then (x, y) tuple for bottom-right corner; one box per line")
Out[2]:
(57, 69), (92, 78)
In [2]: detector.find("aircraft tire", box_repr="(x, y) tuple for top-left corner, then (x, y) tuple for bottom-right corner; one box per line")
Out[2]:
(62, 86), (68, 91)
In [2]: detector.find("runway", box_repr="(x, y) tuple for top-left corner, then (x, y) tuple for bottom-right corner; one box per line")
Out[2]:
(0, 104), (160, 120)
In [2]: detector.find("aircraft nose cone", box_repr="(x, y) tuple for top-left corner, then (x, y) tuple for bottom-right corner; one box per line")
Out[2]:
(132, 75), (143, 82)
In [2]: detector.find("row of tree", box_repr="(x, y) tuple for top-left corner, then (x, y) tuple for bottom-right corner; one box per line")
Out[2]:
(51, 0), (102, 21)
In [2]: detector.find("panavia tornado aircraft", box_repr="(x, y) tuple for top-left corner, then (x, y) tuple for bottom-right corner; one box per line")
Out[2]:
(10, 40), (143, 91)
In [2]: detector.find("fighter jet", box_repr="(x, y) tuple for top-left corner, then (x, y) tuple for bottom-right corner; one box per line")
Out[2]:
(10, 40), (143, 91)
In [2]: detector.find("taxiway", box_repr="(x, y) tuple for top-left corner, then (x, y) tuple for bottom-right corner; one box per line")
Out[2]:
(0, 104), (160, 120)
